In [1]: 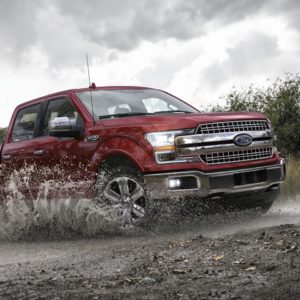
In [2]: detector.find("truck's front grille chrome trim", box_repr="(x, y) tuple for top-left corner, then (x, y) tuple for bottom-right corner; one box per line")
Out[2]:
(200, 147), (273, 165)
(175, 119), (274, 165)
(197, 120), (269, 134)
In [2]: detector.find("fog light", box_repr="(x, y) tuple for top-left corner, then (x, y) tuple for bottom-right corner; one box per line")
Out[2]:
(168, 178), (181, 189)
(156, 152), (176, 162)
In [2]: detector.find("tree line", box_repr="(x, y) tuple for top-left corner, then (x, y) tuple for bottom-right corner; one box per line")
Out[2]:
(210, 73), (300, 156)
(0, 127), (6, 144)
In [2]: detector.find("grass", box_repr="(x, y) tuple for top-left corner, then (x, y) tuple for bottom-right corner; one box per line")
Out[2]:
(281, 156), (300, 200)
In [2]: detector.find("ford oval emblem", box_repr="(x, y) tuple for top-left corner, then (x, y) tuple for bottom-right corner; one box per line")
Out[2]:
(233, 134), (253, 147)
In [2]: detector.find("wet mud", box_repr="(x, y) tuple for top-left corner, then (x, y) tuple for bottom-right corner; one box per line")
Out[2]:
(0, 167), (300, 299)
(0, 203), (300, 299)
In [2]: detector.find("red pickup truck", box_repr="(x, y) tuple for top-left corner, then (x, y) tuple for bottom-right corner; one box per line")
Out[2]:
(0, 85), (285, 226)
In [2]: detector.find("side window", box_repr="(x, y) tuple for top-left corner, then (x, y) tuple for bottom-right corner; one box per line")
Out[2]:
(12, 104), (40, 142)
(43, 98), (83, 136)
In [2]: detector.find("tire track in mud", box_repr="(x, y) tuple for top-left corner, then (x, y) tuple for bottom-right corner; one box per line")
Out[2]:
(0, 202), (299, 300)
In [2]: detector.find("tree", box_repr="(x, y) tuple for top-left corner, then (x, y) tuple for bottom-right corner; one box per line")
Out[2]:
(0, 127), (7, 144)
(214, 73), (300, 155)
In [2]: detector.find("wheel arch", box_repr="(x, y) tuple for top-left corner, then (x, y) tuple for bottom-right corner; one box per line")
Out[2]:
(97, 151), (143, 174)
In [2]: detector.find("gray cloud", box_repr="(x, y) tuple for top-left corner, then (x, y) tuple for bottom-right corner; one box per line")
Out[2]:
(0, 0), (44, 62)
(203, 32), (280, 88)
(1, 0), (300, 127)
(0, 0), (281, 66)
(265, 0), (300, 29)
(54, 0), (267, 50)
(0, 0), (299, 70)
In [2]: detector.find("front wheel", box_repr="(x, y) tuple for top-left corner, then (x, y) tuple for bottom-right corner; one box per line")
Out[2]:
(94, 167), (148, 227)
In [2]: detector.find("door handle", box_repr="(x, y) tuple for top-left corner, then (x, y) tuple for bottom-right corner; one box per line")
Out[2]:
(2, 155), (11, 160)
(33, 150), (45, 156)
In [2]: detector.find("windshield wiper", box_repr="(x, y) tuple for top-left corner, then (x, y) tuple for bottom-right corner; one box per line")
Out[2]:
(99, 112), (151, 119)
(99, 110), (193, 119)
(151, 110), (193, 115)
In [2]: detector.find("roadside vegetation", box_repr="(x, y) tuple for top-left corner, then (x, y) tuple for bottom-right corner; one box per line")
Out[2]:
(0, 127), (6, 144)
(209, 73), (300, 198)
(210, 73), (300, 156)
(281, 156), (300, 199)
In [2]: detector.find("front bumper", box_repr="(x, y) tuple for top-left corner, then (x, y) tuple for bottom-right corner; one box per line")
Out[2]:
(144, 159), (285, 199)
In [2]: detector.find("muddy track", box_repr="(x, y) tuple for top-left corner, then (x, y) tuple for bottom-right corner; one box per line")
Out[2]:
(0, 204), (300, 299)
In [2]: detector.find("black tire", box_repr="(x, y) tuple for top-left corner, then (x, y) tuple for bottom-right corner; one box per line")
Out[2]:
(219, 188), (280, 214)
(256, 189), (280, 214)
(94, 166), (149, 227)
(179, 187), (279, 217)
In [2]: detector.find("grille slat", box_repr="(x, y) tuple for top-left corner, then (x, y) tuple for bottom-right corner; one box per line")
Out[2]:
(197, 120), (269, 134)
(200, 147), (273, 165)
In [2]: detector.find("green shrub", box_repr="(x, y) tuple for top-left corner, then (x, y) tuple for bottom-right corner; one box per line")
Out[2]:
(212, 73), (300, 156)
(281, 156), (300, 199)
(0, 127), (7, 144)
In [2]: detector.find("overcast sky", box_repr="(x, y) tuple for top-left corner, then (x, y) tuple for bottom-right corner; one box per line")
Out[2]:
(1, 0), (300, 127)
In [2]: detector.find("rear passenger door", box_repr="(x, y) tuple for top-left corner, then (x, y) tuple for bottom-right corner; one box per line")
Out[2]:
(1, 103), (42, 197)
(2, 97), (96, 199)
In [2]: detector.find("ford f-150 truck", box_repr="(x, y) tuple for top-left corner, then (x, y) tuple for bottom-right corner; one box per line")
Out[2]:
(0, 85), (285, 226)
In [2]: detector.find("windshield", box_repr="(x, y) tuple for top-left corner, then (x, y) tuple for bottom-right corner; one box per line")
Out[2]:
(76, 89), (198, 119)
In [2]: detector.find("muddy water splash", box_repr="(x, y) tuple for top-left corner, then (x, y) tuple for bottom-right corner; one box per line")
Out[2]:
(0, 168), (126, 240)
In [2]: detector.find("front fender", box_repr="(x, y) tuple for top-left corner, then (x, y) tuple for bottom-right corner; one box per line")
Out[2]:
(90, 137), (153, 172)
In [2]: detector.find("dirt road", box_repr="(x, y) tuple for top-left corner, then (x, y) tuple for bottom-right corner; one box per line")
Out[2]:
(0, 203), (300, 299)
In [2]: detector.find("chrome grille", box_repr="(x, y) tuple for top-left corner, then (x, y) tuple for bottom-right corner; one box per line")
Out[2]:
(200, 147), (273, 165)
(197, 120), (269, 134)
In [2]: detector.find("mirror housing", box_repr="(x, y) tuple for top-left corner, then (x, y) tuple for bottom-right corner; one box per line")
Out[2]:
(49, 117), (81, 138)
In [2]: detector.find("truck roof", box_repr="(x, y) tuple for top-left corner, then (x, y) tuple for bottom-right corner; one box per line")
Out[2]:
(14, 85), (155, 109)
(70, 85), (153, 92)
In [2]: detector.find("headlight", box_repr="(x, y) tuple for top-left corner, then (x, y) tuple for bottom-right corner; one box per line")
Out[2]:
(145, 130), (183, 151)
(145, 129), (194, 163)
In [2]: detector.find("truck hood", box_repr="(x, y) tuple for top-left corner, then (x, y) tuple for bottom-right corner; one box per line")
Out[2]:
(100, 112), (267, 132)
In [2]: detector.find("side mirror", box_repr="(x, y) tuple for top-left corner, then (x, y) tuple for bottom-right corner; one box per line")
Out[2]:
(49, 117), (81, 138)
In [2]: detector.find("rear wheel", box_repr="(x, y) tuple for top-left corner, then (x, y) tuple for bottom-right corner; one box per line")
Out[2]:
(94, 167), (148, 227)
